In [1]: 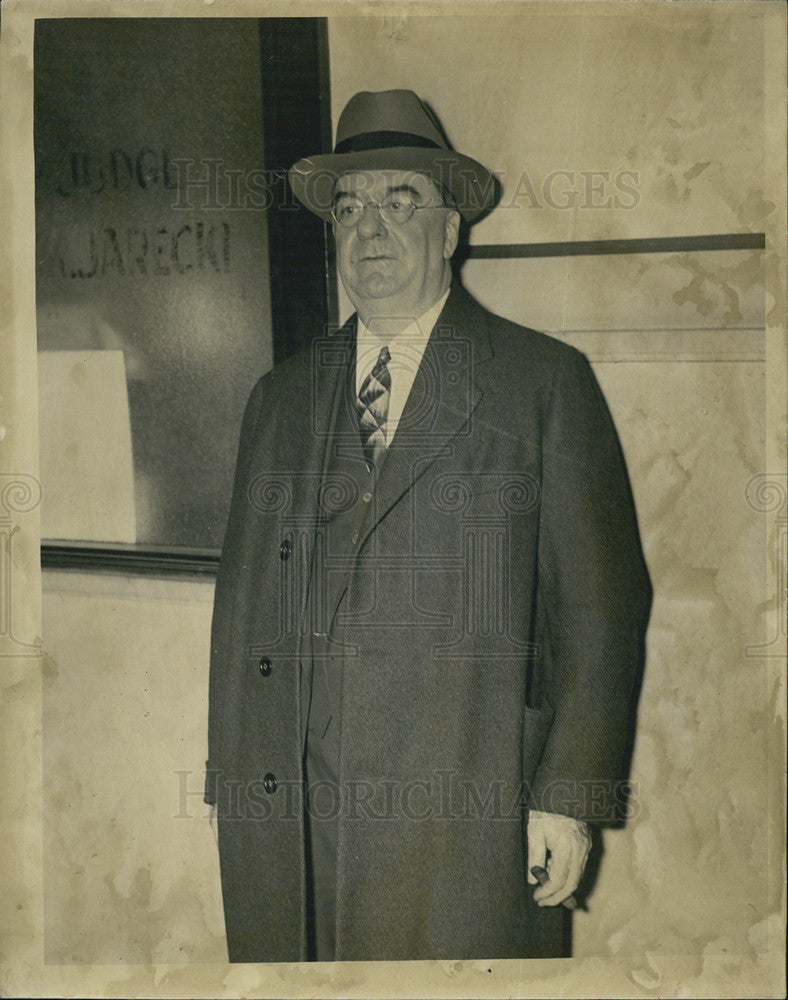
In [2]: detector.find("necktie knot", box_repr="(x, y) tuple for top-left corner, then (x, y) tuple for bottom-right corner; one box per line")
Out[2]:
(370, 344), (391, 378)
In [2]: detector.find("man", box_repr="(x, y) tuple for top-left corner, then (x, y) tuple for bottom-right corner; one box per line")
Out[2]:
(206, 89), (650, 963)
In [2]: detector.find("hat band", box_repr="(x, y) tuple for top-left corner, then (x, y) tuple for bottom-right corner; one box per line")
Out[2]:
(334, 130), (444, 154)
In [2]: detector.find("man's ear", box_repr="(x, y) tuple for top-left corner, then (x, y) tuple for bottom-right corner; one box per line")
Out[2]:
(443, 209), (461, 260)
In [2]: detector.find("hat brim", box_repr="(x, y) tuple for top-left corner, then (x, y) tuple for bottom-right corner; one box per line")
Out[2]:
(288, 147), (498, 224)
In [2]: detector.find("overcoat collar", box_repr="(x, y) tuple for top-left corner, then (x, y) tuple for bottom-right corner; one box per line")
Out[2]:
(284, 281), (495, 632)
(340, 281), (494, 552)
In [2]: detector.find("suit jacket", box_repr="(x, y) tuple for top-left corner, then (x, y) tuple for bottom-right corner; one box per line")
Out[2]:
(205, 281), (651, 962)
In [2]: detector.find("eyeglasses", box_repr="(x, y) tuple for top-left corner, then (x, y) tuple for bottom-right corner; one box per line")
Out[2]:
(331, 192), (444, 228)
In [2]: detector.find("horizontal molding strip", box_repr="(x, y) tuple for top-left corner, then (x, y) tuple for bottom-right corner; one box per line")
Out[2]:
(41, 543), (220, 576)
(558, 326), (764, 335)
(466, 232), (765, 259)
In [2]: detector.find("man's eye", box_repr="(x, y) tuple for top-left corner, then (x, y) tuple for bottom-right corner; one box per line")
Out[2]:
(336, 201), (361, 218)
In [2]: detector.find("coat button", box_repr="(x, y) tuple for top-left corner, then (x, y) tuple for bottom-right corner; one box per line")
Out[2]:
(279, 538), (292, 560)
(263, 772), (278, 794)
(259, 656), (272, 676)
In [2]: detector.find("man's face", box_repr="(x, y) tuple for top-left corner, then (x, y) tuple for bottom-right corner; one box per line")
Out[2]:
(332, 170), (460, 325)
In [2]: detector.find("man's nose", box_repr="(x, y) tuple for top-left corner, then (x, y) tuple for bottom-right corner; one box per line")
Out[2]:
(355, 203), (387, 239)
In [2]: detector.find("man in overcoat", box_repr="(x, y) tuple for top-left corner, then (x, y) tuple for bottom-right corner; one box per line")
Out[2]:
(206, 89), (651, 963)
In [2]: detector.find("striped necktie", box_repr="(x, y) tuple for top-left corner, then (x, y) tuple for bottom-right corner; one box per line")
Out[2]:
(356, 345), (391, 471)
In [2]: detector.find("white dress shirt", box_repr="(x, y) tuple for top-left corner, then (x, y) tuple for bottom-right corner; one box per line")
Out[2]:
(355, 287), (450, 448)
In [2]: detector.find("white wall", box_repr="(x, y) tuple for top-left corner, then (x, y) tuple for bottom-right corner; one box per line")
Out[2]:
(42, 571), (225, 963)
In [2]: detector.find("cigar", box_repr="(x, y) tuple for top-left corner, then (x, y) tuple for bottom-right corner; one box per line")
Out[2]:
(530, 865), (578, 910)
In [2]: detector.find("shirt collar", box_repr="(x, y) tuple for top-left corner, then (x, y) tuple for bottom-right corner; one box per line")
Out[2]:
(355, 287), (451, 391)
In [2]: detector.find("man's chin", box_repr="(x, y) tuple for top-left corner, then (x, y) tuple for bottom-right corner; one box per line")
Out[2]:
(351, 277), (403, 300)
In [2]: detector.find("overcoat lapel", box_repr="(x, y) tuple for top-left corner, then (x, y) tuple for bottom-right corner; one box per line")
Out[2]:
(286, 285), (494, 613)
(355, 286), (493, 552)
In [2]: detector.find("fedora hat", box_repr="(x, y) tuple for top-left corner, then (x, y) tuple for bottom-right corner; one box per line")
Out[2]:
(288, 89), (497, 224)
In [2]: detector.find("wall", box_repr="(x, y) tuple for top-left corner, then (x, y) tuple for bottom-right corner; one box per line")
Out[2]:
(328, 2), (781, 975)
(42, 571), (225, 963)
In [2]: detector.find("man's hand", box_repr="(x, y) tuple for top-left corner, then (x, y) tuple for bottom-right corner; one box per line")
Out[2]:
(527, 809), (591, 907)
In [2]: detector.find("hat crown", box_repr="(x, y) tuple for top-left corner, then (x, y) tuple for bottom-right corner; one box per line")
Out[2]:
(288, 88), (498, 224)
(335, 90), (448, 152)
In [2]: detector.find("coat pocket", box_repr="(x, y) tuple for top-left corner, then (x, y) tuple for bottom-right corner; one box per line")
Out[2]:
(521, 703), (554, 788)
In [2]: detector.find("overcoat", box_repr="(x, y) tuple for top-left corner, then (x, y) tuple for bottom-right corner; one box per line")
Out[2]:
(206, 282), (651, 962)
